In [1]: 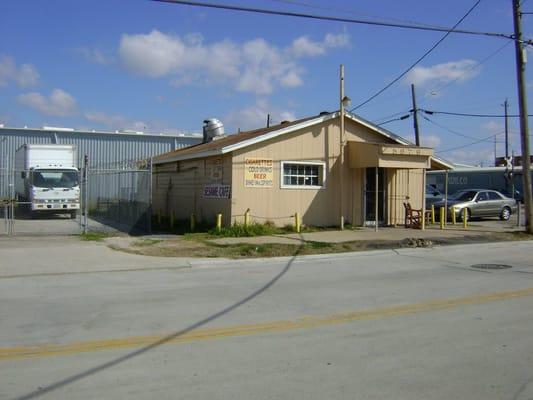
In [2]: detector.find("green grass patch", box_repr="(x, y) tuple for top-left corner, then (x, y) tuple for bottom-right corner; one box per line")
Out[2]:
(80, 232), (115, 241)
(132, 238), (163, 246)
(207, 221), (293, 237)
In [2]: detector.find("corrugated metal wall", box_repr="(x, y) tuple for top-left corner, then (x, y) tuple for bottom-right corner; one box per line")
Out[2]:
(0, 128), (201, 201)
(0, 128), (200, 168)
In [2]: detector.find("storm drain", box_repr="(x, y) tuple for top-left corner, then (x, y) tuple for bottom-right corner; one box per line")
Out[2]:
(470, 263), (513, 270)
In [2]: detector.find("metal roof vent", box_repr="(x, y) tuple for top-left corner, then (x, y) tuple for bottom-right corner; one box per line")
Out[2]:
(280, 120), (291, 125)
(203, 118), (224, 143)
(319, 111), (330, 116)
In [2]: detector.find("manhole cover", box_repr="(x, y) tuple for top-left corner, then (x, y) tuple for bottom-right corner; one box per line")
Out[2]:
(471, 263), (512, 270)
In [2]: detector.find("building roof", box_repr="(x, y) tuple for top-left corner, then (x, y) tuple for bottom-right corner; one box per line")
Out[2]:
(153, 111), (454, 169)
(0, 126), (202, 139)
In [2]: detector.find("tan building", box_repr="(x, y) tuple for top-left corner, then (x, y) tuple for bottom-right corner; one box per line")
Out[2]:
(152, 111), (452, 228)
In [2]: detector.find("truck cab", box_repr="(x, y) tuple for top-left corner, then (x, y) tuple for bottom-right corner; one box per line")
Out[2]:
(25, 167), (80, 217)
(15, 144), (81, 218)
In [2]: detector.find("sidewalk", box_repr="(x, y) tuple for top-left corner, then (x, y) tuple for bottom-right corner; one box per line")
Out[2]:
(210, 223), (525, 245)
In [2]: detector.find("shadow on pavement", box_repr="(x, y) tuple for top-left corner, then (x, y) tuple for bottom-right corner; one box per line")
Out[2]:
(14, 236), (305, 400)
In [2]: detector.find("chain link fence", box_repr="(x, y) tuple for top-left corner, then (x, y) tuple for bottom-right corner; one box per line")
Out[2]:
(1, 158), (153, 236)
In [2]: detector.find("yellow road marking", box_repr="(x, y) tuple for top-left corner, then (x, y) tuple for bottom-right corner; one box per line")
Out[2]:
(2, 287), (533, 362)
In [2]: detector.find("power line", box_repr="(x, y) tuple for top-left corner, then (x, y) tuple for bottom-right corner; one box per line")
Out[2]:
(153, 0), (514, 39)
(418, 40), (514, 105)
(436, 132), (503, 153)
(265, 0), (453, 31)
(422, 109), (533, 117)
(350, 0), (482, 111)
(422, 115), (479, 140)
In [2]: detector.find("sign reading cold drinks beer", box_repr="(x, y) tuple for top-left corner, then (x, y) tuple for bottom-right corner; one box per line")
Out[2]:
(244, 158), (273, 188)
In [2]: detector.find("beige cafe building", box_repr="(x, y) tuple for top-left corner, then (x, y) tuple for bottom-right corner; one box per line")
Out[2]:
(152, 111), (452, 228)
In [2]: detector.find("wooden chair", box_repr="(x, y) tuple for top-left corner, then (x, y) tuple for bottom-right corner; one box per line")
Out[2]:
(403, 202), (431, 229)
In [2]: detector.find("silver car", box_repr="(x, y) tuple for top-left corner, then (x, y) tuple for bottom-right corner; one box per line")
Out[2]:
(434, 189), (518, 221)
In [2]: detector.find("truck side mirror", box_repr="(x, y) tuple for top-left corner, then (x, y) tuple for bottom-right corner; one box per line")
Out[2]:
(21, 171), (26, 179)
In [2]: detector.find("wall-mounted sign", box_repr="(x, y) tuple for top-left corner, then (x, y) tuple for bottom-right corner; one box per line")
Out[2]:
(244, 158), (273, 188)
(203, 184), (231, 199)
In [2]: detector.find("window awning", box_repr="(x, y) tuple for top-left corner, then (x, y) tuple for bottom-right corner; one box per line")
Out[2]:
(348, 141), (433, 169)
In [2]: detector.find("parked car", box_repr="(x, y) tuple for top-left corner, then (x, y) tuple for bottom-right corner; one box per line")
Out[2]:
(425, 184), (444, 208)
(433, 189), (517, 221)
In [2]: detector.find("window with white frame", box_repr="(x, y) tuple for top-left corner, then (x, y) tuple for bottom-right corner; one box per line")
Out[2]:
(281, 161), (325, 188)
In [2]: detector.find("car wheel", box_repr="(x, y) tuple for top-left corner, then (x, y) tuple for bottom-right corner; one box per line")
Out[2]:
(500, 206), (511, 221)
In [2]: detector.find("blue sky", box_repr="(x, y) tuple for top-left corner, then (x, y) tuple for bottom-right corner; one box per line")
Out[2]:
(1, 0), (532, 165)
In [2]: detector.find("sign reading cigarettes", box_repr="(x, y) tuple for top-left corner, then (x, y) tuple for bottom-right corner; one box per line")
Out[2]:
(244, 158), (273, 188)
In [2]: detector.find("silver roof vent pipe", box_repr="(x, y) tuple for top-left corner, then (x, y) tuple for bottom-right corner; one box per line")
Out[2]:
(203, 118), (224, 143)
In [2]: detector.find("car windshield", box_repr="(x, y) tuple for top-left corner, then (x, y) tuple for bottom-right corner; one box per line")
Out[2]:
(32, 169), (79, 188)
(450, 190), (477, 202)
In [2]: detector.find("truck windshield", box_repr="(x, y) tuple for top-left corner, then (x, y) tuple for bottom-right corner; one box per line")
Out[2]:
(32, 170), (79, 188)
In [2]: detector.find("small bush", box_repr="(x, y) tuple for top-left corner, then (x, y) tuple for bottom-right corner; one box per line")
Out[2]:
(209, 222), (285, 237)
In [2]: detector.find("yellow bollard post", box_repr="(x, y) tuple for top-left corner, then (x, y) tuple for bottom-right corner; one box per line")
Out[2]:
(170, 211), (175, 229)
(216, 213), (222, 232)
(294, 212), (301, 233)
(431, 205), (435, 224)
(244, 208), (250, 227)
(451, 206), (456, 225)
(462, 208), (468, 229)
(440, 207), (445, 230)
(190, 213), (196, 231)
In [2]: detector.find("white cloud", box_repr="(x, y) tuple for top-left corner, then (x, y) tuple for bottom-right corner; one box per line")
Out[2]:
(445, 147), (494, 167)
(84, 111), (146, 131)
(404, 59), (480, 87)
(18, 89), (76, 117)
(0, 55), (39, 88)
(118, 30), (349, 95)
(225, 99), (296, 131)
(420, 134), (441, 149)
(482, 120), (503, 133)
(76, 48), (113, 65)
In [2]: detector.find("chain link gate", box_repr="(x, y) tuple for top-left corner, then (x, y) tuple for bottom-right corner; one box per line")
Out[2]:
(1, 157), (152, 236)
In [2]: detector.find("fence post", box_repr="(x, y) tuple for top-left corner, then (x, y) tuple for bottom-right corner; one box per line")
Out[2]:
(190, 213), (196, 231)
(431, 205), (435, 224)
(440, 207), (445, 230)
(216, 213), (222, 232)
(462, 208), (468, 229)
(517, 201), (521, 226)
(244, 208), (250, 227)
(294, 212), (301, 233)
(82, 154), (89, 234)
(451, 207), (457, 225)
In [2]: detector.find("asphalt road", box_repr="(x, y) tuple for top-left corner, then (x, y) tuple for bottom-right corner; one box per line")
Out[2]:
(1, 240), (533, 399)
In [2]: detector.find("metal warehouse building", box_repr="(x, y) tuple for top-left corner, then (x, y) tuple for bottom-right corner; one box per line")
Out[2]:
(0, 126), (202, 169)
(1, 126), (202, 234)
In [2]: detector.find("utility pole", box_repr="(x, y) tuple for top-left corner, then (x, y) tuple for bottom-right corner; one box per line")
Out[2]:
(266, 114), (270, 128)
(494, 135), (497, 166)
(512, 0), (533, 233)
(411, 84), (420, 146)
(504, 99), (509, 160)
(339, 65), (345, 230)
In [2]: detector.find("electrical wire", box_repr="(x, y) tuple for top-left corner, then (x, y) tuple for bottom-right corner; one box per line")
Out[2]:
(436, 132), (504, 153)
(422, 115), (479, 140)
(418, 40), (514, 105)
(422, 109), (533, 117)
(152, 0), (513, 39)
(265, 0), (452, 30)
(350, 0), (482, 111)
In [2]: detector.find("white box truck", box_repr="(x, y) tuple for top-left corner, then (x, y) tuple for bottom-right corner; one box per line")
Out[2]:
(15, 144), (80, 218)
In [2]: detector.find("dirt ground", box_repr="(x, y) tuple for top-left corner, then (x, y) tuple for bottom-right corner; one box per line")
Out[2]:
(107, 230), (533, 259)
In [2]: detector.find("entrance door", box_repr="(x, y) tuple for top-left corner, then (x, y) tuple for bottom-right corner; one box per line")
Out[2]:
(364, 167), (385, 225)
